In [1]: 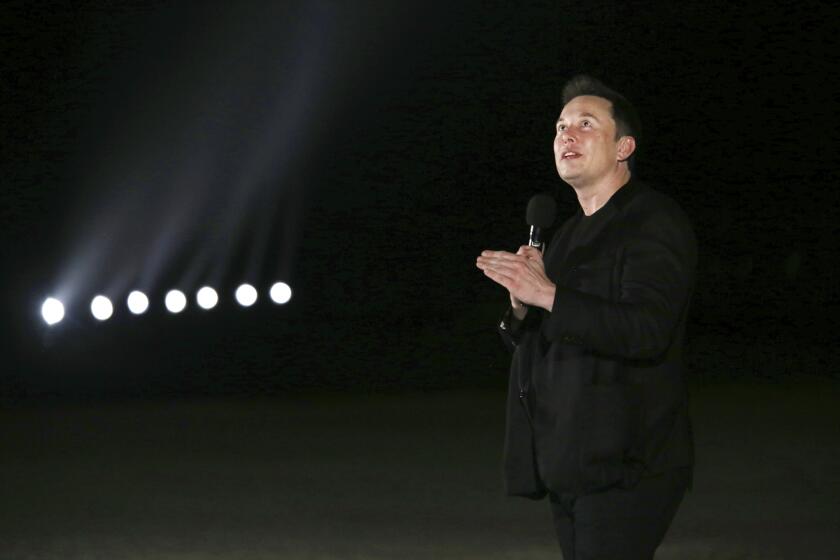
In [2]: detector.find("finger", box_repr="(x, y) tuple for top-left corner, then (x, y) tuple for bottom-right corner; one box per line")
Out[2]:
(482, 267), (515, 291)
(480, 250), (518, 259)
(477, 265), (517, 285)
(478, 255), (527, 276)
(477, 259), (527, 277)
(478, 253), (528, 267)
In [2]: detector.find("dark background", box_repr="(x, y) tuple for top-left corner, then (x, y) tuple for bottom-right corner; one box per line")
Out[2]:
(2, 0), (838, 401)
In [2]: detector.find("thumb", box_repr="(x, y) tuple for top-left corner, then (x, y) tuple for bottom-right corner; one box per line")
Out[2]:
(518, 245), (543, 260)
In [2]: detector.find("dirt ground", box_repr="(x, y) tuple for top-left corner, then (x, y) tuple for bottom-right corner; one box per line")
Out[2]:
(2, 376), (838, 559)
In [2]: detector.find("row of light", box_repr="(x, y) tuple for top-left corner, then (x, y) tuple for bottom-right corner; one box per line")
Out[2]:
(41, 282), (292, 326)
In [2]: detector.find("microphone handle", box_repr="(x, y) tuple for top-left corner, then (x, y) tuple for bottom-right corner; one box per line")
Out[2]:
(528, 225), (543, 249)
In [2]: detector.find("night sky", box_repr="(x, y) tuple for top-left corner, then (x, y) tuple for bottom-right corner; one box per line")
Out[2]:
(2, 1), (837, 401)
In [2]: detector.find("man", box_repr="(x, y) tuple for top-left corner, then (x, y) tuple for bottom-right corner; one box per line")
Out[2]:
(476, 75), (696, 559)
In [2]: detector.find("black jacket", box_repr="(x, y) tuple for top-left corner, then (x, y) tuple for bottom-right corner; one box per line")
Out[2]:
(499, 178), (697, 498)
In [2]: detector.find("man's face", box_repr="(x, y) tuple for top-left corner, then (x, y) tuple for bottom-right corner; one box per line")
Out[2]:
(553, 95), (623, 187)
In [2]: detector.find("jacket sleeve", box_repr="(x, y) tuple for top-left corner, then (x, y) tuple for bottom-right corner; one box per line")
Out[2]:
(497, 305), (542, 353)
(541, 207), (697, 360)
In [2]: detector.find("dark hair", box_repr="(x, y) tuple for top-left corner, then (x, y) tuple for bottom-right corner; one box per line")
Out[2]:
(561, 74), (642, 150)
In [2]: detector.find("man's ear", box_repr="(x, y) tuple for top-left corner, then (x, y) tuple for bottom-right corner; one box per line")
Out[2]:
(617, 136), (636, 162)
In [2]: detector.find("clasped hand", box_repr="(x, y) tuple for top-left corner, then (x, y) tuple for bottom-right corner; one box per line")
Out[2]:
(476, 245), (556, 312)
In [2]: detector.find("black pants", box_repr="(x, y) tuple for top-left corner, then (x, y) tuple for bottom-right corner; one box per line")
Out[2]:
(549, 468), (690, 560)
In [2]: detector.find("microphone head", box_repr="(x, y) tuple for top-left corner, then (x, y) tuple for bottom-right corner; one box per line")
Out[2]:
(526, 193), (557, 228)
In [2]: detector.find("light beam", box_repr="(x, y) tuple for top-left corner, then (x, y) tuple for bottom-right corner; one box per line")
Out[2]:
(165, 289), (187, 313)
(269, 282), (292, 304)
(91, 295), (114, 321)
(127, 290), (149, 315)
(196, 286), (218, 310)
(41, 297), (65, 325)
(235, 283), (258, 307)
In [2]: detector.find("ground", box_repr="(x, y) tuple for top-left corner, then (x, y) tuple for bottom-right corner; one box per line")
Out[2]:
(2, 376), (839, 559)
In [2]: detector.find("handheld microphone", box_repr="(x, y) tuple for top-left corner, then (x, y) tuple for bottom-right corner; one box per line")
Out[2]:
(526, 193), (557, 249)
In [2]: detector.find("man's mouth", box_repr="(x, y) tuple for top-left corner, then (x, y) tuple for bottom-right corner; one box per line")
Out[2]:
(562, 151), (581, 160)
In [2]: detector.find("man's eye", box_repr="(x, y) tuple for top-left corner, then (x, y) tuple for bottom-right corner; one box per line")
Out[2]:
(557, 124), (566, 131)
(582, 120), (591, 127)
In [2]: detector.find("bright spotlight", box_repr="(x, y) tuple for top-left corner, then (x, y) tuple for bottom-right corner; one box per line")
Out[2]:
(196, 286), (218, 310)
(127, 290), (149, 315)
(270, 282), (292, 304)
(41, 297), (65, 325)
(235, 284), (258, 307)
(91, 295), (114, 321)
(165, 289), (187, 313)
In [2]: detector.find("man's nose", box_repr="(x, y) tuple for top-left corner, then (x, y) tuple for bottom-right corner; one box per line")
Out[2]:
(559, 130), (575, 144)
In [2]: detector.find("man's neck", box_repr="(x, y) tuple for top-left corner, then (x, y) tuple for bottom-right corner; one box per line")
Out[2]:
(572, 168), (632, 216)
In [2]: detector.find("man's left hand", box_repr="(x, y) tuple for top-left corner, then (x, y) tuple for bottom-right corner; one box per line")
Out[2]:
(476, 245), (556, 312)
